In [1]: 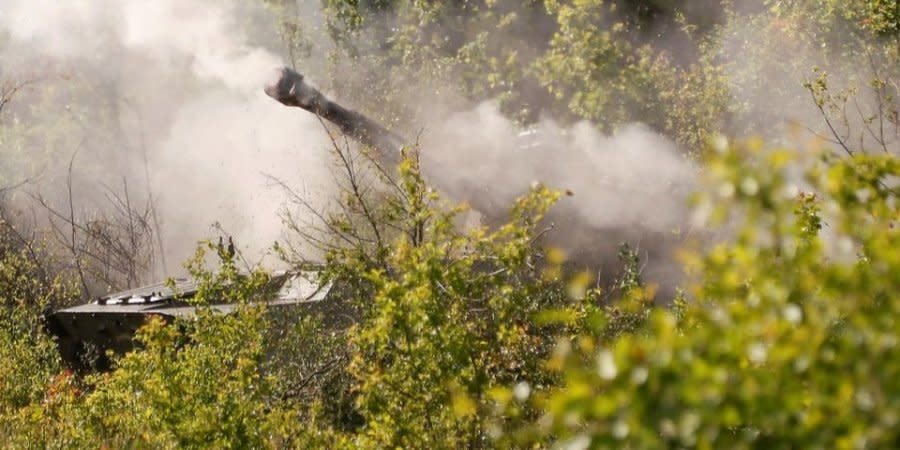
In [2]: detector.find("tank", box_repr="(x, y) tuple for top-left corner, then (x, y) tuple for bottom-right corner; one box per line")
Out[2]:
(44, 66), (686, 368)
(40, 67), (372, 371)
(45, 270), (333, 371)
(43, 68), (440, 370)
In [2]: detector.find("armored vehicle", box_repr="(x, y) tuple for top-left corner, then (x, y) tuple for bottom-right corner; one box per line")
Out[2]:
(43, 67), (383, 370)
(45, 66), (687, 368)
(45, 270), (332, 370)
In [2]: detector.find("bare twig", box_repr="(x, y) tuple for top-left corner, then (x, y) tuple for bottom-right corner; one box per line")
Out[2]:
(806, 79), (854, 156)
(64, 150), (89, 298)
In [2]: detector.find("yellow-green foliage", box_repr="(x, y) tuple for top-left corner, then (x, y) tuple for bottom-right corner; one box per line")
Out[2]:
(314, 0), (733, 149)
(491, 140), (900, 448)
(535, 0), (730, 148)
(0, 229), (73, 420)
(1, 1), (899, 448)
(2, 140), (899, 448)
(347, 160), (571, 448)
(0, 245), (301, 449)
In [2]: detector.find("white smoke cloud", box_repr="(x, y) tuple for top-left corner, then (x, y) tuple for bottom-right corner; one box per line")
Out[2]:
(425, 103), (694, 232)
(423, 102), (696, 292)
(0, 0), (333, 277)
(3, 0), (280, 87)
(3, 0), (112, 58)
(0, 0), (697, 295)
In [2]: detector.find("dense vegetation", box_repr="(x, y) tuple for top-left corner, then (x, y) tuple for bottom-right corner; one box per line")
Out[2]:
(2, 0), (899, 448)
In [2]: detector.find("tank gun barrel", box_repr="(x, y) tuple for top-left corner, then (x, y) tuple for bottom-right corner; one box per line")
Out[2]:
(265, 67), (406, 165)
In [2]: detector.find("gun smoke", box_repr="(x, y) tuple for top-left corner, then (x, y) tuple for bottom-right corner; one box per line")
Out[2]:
(1, 0), (335, 283)
(3, 0), (815, 297)
(421, 104), (695, 289)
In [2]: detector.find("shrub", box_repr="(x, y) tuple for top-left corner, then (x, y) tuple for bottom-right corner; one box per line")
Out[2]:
(491, 139), (900, 448)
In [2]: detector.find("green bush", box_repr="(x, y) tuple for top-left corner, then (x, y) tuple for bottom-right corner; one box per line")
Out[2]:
(0, 222), (73, 423)
(0, 244), (305, 448)
(2, 140), (899, 448)
(491, 139), (900, 448)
